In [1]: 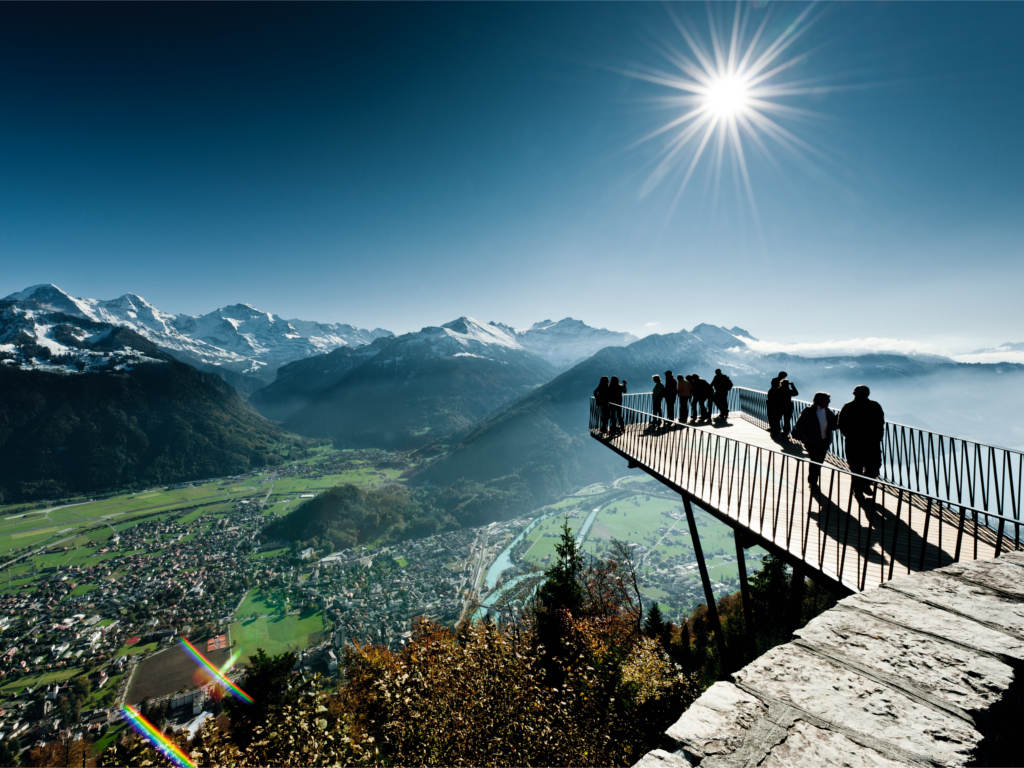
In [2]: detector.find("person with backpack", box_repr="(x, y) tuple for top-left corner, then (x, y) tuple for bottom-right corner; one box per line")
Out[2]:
(711, 368), (733, 423)
(794, 392), (837, 492)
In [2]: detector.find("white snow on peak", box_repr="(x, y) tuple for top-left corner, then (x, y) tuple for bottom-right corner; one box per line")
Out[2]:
(441, 316), (522, 350)
(3, 284), (393, 378)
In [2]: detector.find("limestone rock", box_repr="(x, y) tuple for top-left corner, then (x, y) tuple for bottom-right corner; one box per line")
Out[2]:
(733, 644), (980, 765)
(758, 720), (916, 768)
(795, 604), (1014, 714)
(664, 682), (768, 761)
(632, 748), (694, 768)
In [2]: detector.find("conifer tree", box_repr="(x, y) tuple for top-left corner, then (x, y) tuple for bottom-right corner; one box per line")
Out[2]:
(643, 602), (666, 640)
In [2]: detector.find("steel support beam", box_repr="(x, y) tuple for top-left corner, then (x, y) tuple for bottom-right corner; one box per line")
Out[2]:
(683, 494), (728, 667)
(735, 531), (755, 656)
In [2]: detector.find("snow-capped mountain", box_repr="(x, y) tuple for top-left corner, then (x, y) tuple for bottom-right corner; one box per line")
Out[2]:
(515, 317), (637, 369)
(256, 316), (557, 448)
(2, 284), (392, 380)
(0, 298), (168, 374)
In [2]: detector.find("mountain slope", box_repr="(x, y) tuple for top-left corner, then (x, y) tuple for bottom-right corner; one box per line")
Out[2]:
(0, 301), (297, 502)
(274, 317), (556, 449)
(413, 324), (1024, 510)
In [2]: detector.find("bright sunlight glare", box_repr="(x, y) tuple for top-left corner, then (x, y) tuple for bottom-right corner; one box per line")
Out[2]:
(703, 74), (751, 119)
(624, 4), (830, 216)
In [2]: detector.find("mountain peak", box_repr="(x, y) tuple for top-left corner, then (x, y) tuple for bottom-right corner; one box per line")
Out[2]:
(689, 323), (747, 349)
(4, 283), (97, 320)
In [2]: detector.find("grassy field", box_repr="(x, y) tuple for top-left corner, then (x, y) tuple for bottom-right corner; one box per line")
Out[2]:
(0, 666), (83, 694)
(230, 610), (327, 661)
(234, 589), (282, 618)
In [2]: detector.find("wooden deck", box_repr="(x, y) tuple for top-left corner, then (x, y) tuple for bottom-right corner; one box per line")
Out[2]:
(593, 413), (1013, 592)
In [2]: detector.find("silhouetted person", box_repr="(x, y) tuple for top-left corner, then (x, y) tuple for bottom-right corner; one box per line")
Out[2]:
(711, 368), (733, 422)
(768, 371), (798, 437)
(609, 376), (627, 432)
(651, 374), (665, 423)
(839, 385), (885, 497)
(593, 376), (610, 433)
(663, 370), (676, 421)
(795, 392), (836, 492)
(676, 374), (691, 424)
(691, 374), (712, 422)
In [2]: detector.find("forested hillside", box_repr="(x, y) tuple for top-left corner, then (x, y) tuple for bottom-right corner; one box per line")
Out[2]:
(0, 363), (298, 502)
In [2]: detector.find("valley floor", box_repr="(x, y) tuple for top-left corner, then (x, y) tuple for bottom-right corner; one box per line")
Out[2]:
(0, 447), (749, 759)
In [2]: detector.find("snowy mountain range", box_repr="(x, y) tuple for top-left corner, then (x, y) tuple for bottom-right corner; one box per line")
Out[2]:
(1, 284), (392, 380)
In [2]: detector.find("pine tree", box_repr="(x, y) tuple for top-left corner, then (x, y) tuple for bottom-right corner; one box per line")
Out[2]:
(533, 519), (584, 671)
(643, 602), (666, 640)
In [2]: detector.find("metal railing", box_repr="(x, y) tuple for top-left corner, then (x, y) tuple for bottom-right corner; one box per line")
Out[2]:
(590, 397), (1020, 591)
(730, 386), (1024, 524)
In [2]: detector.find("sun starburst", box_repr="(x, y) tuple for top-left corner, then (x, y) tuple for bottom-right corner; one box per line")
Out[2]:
(625, 4), (829, 215)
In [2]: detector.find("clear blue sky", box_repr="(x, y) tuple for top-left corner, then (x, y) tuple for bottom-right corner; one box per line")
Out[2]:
(1, 2), (1022, 345)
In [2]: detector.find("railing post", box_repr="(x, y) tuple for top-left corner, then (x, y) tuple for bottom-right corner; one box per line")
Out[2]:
(683, 494), (727, 669)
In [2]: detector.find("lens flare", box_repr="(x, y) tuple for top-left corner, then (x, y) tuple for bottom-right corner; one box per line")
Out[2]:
(179, 638), (253, 703)
(121, 704), (197, 768)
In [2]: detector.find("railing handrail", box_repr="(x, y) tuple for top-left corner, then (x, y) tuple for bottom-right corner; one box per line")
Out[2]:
(590, 396), (1019, 590)
(729, 385), (1024, 457)
(619, 386), (1023, 520)
(602, 397), (1008, 524)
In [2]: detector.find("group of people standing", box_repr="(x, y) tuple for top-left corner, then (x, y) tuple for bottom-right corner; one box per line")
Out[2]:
(593, 367), (887, 498)
(592, 368), (734, 434)
(649, 369), (733, 425)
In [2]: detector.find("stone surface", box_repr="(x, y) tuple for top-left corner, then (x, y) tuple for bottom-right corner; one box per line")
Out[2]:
(632, 749), (694, 768)
(664, 682), (769, 761)
(795, 604), (1014, 714)
(733, 644), (980, 766)
(885, 570), (1024, 637)
(758, 721), (916, 768)
(633, 555), (1024, 768)
(847, 583), (1024, 661)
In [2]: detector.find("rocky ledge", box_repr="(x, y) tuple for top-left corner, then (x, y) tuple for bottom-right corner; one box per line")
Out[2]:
(638, 552), (1024, 768)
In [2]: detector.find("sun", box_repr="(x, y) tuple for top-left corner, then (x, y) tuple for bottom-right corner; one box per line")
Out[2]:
(703, 73), (752, 119)
(623, 4), (828, 212)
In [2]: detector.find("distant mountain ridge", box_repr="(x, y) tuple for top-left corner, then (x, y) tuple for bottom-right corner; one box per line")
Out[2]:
(413, 322), (1024, 511)
(262, 316), (558, 448)
(2, 284), (392, 382)
(515, 317), (637, 369)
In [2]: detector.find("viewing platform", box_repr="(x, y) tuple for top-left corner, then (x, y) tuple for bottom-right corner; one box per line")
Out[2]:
(592, 387), (1024, 767)
(590, 387), (1023, 593)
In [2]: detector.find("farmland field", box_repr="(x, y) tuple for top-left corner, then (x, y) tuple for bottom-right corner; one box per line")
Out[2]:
(230, 610), (327, 661)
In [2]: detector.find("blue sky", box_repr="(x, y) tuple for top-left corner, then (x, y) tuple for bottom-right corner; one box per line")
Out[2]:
(1, 2), (1022, 347)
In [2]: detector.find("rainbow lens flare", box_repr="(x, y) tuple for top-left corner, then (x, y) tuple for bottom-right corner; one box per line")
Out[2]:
(121, 704), (197, 768)
(180, 638), (254, 703)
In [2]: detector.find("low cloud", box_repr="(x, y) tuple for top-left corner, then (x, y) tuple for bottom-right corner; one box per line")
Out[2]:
(953, 347), (1024, 365)
(734, 335), (954, 359)
(732, 335), (1024, 365)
